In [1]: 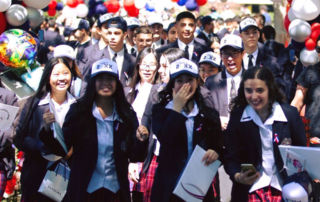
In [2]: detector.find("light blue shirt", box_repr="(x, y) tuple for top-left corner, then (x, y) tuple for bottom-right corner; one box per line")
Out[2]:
(87, 103), (120, 193)
(166, 100), (199, 159)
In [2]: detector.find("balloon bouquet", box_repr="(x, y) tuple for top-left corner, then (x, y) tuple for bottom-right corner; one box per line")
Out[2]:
(285, 0), (320, 67)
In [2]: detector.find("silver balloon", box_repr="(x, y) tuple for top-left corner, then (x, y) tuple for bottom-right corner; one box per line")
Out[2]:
(289, 19), (311, 43)
(288, 8), (297, 21)
(23, 0), (50, 9)
(300, 48), (319, 67)
(5, 4), (28, 26)
(0, 0), (11, 12)
(291, 0), (320, 21)
(27, 7), (44, 28)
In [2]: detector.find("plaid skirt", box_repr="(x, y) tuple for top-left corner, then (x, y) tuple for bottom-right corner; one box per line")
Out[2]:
(248, 186), (282, 202)
(301, 116), (310, 146)
(133, 155), (158, 202)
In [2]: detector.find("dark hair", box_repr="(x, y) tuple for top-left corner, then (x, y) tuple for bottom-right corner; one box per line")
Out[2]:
(161, 48), (185, 64)
(78, 74), (136, 129)
(48, 19), (56, 28)
(262, 25), (276, 40)
(127, 47), (159, 103)
(230, 66), (285, 113)
(19, 57), (75, 132)
(176, 11), (196, 23)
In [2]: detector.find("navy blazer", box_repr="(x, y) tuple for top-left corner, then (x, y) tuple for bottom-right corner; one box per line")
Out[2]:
(62, 102), (147, 202)
(13, 97), (57, 201)
(223, 103), (307, 202)
(156, 38), (211, 64)
(78, 44), (135, 88)
(151, 103), (222, 202)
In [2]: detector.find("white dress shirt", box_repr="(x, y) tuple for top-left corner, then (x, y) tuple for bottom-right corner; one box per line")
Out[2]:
(240, 102), (287, 193)
(177, 39), (195, 60)
(243, 48), (258, 70)
(108, 46), (124, 78)
(131, 82), (153, 124)
(226, 69), (243, 106)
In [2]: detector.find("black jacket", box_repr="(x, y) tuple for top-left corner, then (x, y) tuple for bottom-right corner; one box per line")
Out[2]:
(223, 103), (307, 202)
(62, 102), (147, 202)
(151, 101), (222, 202)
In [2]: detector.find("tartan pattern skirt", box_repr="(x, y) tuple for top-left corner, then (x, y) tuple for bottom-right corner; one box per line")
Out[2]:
(133, 155), (158, 202)
(248, 186), (282, 202)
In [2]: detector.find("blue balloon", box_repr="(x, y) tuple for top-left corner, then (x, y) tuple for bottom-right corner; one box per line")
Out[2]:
(177, 0), (187, 6)
(56, 3), (64, 11)
(185, 0), (197, 11)
(42, 6), (49, 11)
(95, 3), (107, 15)
(145, 2), (155, 12)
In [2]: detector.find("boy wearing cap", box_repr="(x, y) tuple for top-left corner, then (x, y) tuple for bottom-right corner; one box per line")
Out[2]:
(199, 51), (221, 82)
(197, 16), (217, 48)
(125, 18), (140, 57)
(205, 34), (245, 129)
(156, 11), (211, 64)
(79, 15), (135, 88)
(239, 17), (285, 94)
(148, 16), (166, 49)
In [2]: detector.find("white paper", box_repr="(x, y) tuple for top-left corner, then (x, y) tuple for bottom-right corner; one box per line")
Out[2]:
(0, 103), (19, 131)
(279, 145), (320, 180)
(21, 67), (43, 91)
(173, 145), (221, 202)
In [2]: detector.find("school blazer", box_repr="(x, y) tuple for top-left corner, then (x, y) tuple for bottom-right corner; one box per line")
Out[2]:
(62, 102), (147, 202)
(223, 103), (307, 202)
(156, 38), (211, 64)
(151, 103), (222, 202)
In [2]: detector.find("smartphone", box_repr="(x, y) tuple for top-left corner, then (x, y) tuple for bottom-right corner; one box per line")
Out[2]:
(241, 164), (257, 176)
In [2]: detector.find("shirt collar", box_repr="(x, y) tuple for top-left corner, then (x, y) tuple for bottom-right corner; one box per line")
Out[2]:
(38, 92), (76, 106)
(240, 102), (287, 124)
(165, 100), (199, 118)
(226, 68), (243, 79)
(108, 46), (124, 57)
(177, 39), (194, 49)
(245, 48), (259, 60)
(92, 102), (122, 122)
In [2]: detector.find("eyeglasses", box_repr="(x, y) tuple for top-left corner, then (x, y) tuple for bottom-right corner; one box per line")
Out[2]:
(140, 64), (157, 69)
(221, 50), (242, 59)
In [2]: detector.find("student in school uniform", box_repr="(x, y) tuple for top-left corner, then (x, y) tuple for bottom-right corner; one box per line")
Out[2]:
(14, 57), (77, 202)
(224, 66), (307, 202)
(150, 58), (223, 202)
(62, 59), (148, 202)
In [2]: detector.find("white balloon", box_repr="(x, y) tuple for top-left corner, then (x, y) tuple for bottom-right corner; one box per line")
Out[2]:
(282, 182), (308, 202)
(0, 0), (11, 12)
(289, 19), (311, 43)
(76, 4), (88, 18)
(62, 6), (77, 19)
(135, 0), (147, 9)
(5, 4), (28, 26)
(288, 8), (297, 21)
(300, 48), (320, 67)
(27, 7), (44, 28)
(23, 0), (50, 9)
(291, 0), (320, 21)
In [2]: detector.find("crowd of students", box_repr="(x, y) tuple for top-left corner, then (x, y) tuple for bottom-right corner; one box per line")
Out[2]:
(0, 7), (319, 202)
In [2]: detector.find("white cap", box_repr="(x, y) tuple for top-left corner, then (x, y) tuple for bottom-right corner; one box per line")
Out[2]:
(148, 15), (163, 26)
(199, 52), (221, 67)
(127, 17), (140, 28)
(91, 58), (119, 78)
(170, 58), (198, 79)
(220, 34), (243, 50)
(239, 17), (259, 32)
(282, 182), (308, 202)
(53, 45), (76, 60)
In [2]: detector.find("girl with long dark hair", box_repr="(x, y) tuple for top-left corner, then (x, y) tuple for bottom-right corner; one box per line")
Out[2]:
(62, 58), (147, 202)
(224, 66), (307, 202)
(14, 57), (77, 201)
